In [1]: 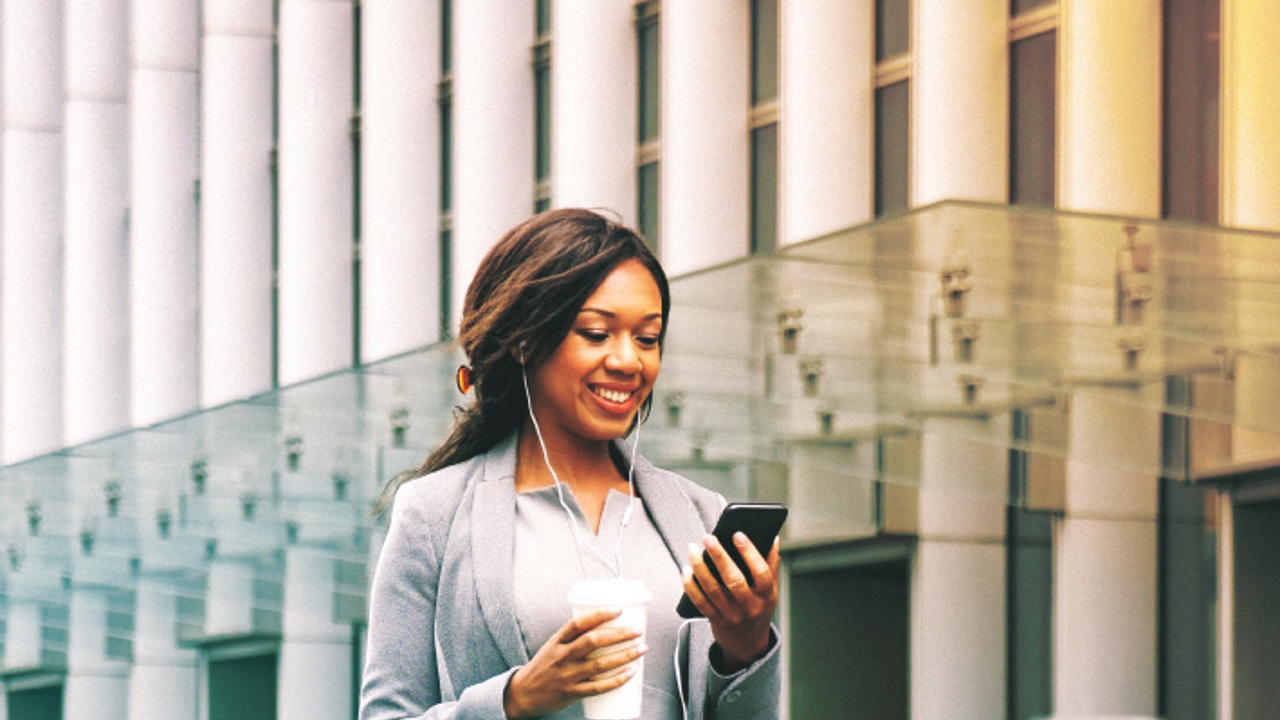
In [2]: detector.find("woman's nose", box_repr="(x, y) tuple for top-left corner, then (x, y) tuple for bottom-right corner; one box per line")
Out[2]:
(606, 339), (642, 372)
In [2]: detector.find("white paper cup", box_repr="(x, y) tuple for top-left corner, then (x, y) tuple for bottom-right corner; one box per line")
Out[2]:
(567, 578), (652, 720)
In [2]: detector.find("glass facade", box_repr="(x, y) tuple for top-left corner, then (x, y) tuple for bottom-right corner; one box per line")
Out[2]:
(1010, 30), (1057, 208)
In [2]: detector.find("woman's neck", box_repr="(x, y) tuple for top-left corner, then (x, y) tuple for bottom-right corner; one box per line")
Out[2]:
(515, 426), (631, 532)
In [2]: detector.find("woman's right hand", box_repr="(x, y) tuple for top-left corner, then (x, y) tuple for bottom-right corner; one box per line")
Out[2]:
(502, 609), (648, 719)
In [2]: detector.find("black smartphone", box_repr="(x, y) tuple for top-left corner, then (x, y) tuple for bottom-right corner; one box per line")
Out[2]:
(677, 502), (788, 618)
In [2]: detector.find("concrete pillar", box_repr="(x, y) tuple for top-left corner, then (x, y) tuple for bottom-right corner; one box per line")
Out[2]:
(130, 0), (201, 426)
(200, 0), (276, 406)
(779, 0), (873, 245)
(451, 0), (533, 325)
(912, 0), (1008, 206)
(551, 0), (636, 221)
(662, 1), (749, 275)
(911, 422), (1008, 720)
(2, 1), (65, 464)
(64, 590), (130, 720)
(1058, 0), (1161, 216)
(2, 601), (43, 670)
(1054, 392), (1160, 716)
(278, 547), (351, 720)
(360, 0), (440, 361)
(277, 0), (354, 386)
(128, 577), (199, 720)
(1221, 0), (1280, 231)
(63, 0), (131, 447)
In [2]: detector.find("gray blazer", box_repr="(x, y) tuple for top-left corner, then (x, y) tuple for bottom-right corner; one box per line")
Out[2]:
(358, 434), (781, 720)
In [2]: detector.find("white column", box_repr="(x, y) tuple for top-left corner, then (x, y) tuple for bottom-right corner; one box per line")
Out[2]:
(780, 0), (873, 245)
(63, 590), (130, 720)
(912, 0), (1008, 206)
(1221, 0), (1280, 231)
(277, 547), (351, 720)
(451, 1), (533, 324)
(551, 0), (636, 221)
(129, 577), (198, 720)
(1054, 392), (1160, 716)
(277, 0), (353, 386)
(63, 0), (131, 447)
(662, 2), (749, 275)
(2, 601), (43, 670)
(360, 0), (440, 361)
(200, 0), (276, 406)
(2, 0), (65, 463)
(131, 0), (201, 426)
(1058, 0), (1161, 216)
(911, 422), (1008, 720)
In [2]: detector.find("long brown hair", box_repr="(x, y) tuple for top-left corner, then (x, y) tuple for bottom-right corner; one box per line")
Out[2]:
(374, 208), (669, 514)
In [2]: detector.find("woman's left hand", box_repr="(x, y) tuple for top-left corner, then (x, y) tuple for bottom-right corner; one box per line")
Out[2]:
(682, 533), (780, 672)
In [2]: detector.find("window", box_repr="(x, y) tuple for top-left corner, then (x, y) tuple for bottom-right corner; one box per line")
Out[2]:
(533, 0), (552, 212)
(750, 0), (778, 254)
(439, 0), (454, 339)
(1009, 5), (1057, 208)
(874, 0), (910, 217)
(636, 1), (661, 253)
(1162, 0), (1219, 223)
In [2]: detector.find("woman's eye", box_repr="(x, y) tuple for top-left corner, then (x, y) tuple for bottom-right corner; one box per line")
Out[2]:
(577, 329), (609, 343)
(636, 335), (660, 348)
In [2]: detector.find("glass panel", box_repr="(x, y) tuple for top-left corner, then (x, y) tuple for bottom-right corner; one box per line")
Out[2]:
(875, 81), (909, 217)
(1010, 31), (1057, 207)
(638, 161), (660, 253)
(535, 63), (551, 183)
(751, 0), (778, 105)
(7, 684), (62, 720)
(1163, 0), (1220, 223)
(1012, 0), (1056, 14)
(1159, 478), (1217, 720)
(1008, 507), (1054, 720)
(536, 0), (551, 38)
(751, 124), (778, 254)
(439, 101), (452, 212)
(440, 228), (452, 339)
(209, 653), (277, 720)
(441, 0), (452, 76)
(876, 0), (910, 62)
(638, 20), (661, 142)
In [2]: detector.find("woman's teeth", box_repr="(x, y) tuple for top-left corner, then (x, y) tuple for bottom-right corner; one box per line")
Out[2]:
(593, 387), (632, 404)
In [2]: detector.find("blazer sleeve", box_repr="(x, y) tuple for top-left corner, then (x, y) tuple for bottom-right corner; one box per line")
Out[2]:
(704, 625), (782, 720)
(358, 481), (514, 720)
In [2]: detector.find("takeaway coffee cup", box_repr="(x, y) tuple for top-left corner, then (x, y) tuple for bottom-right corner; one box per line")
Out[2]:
(567, 578), (652, 720)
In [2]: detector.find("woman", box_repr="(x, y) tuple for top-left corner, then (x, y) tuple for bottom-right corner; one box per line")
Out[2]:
(359, 209), (780, 720)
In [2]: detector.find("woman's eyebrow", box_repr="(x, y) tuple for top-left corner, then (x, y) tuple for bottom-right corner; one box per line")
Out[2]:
(578, 307), (663, 322)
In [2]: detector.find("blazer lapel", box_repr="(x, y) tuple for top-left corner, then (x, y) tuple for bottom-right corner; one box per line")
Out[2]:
(470, 437), (530, 669)
(628, 448), (715, 568)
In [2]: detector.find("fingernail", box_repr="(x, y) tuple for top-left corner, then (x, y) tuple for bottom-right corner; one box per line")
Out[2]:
(681, 564), (692, 578)
(688, 542), (701, 557)
(637, 643), (649, 655)
(702, 535), (715, 549)
(734, 531), (748, 545)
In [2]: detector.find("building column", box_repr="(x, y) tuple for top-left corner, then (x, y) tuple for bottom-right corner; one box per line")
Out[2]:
(1, 0), (65, 463)
(130, 0), (201, 427)
(779, 0), (873, 245)
(200, 0), (276, 406)
(129, 527), (204, 720)
(63, 589), (130, 720)
(278, 547), (351, 720)
(1221, 0), (1280, 231)
(1058, 0), (1161, 216)
(662, 2), (749, 275)
(1054, 392), (1160, 716)
(277, 0), (354, 385)
(451, 1), (533, 323)
(911, 0), (1008, 206)
(911, 423), (1008, 720)
(360, 0), (440, 362)
(551, 0), (636, 221)
(63, 0), (131, 447)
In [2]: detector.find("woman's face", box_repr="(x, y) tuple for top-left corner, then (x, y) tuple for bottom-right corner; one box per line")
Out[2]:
(526, 258), (664, 446)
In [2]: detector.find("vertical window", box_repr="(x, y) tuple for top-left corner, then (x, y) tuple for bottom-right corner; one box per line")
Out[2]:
(438, 0), (454, 339)
(750, 0), (778, 254)
(351, 0), (363, 365)
(1009, 6), (1057, 207)
(1162, 0), (1219, 223)
(874, 0), (910, 217)
(533, 0), (552, 212)
(636, 1), (661, 253)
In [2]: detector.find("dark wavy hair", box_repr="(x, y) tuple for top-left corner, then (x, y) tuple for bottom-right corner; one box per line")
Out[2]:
(375, 208), (670, 513)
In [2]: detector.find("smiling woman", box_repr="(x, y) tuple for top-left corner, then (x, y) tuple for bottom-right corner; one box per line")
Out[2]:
(360, 208), (783, 720)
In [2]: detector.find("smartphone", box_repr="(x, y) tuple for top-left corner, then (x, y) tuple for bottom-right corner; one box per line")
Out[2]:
(677, 502), (788, 618)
